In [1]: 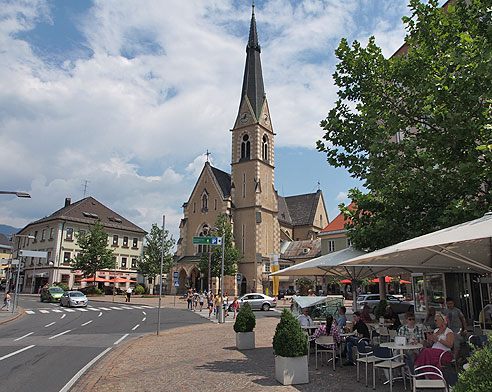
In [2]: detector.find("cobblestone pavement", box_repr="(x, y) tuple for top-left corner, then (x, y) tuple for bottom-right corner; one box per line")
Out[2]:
(72, 315), (407, 392)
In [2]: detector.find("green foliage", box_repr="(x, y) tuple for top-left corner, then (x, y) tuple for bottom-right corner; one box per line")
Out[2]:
(56, 283), (69, 292)
(134, 285), (145, 295)
(138, 223), (175, 282)
(454, 335), (492, 392)
(374, 299), (388, 320)
(86, 286), (102, 295)
(295, 277), (314, 294)
(317, 0), (492, 251)
(233, 302), (256, 333)
(272, 309), (308, 358)
(198, 214), (242, 278)
(71, 219), (115, 278)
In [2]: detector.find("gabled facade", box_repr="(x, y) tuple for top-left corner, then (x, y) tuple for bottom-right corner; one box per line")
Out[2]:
(318, 202), (355, 255)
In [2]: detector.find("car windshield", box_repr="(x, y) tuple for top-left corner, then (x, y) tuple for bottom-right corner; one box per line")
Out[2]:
(49, 288), (64, 294)
(357, 296), (365, 301)
(69, 292), (84, 297)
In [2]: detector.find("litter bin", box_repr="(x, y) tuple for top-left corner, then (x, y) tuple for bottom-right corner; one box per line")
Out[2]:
(218, 306), (225, 323)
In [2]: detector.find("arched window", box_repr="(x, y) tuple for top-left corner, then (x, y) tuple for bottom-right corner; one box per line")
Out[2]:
(197, 225), (210, 254)
(241, 134), (250, 160)
(201, 193), (208, 211)
(262, 135), (268, 161)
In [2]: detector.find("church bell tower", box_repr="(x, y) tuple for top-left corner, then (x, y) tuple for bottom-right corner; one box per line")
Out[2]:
(231, 4), (279, 294)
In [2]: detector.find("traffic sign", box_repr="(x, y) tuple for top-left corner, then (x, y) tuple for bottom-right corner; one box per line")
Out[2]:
(237, 273), (242, 282)
(173, 271), (179, 279)
(20, 250), (48, 258)
(174, 281), (180, 287)
(193, 236), (222, 245)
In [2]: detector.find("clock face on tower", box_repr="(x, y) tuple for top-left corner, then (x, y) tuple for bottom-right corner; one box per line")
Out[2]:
(240, 112), (249, 123)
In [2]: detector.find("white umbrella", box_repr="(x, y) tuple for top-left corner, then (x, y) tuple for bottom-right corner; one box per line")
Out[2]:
(340, 212), (492, 273)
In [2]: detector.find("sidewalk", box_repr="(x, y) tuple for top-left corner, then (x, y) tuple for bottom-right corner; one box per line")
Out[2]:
(0, 306), (23, 326)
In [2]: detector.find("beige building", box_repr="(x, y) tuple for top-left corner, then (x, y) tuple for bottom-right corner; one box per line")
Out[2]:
(173, 7), (328, 295)
(0, 233), (12, 280)
(15, 197), (146, 293)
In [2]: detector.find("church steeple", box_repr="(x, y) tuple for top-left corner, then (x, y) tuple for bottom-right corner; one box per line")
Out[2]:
(238, 3), (265, 121)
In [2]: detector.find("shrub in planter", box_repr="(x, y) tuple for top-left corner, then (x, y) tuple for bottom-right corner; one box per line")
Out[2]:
(86, 286), (103, 295)
(454, 335), (492, 392)
(374, 299), (388, 320)
(234, 302), (256, 350)
(272, 309), (308, 385)
(134, 285), (145, 295)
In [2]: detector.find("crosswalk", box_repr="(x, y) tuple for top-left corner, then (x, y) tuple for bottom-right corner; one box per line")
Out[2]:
(24, 304), (155, 315)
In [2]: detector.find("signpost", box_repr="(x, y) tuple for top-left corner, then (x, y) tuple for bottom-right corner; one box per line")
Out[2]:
(192, 236), (222, 245)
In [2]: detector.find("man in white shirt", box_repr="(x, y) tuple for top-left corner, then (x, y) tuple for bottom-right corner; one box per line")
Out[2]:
(297, 308), (313, 326)
(126, 286), (133, 302)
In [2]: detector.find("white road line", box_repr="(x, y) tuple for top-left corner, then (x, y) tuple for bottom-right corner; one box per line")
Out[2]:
(98, 307), (111, 311)
(39, 309), (49, 314)
(61, 314), (66, 319)
(132, 324), (140, 331)
(0, 345), (35, 361)
(48, 330), (71, 340)
(120, 306), (133, 310)
(14, 332), (34, 341)
(141, 305), (154, 309)
(142, 311), (146, 315)
(58, 347), (112, 392)
(52, 309), (63, 313)
(44, 322), (56, 328)
(142, 317), (146, 322)
(98, 312), (103, 317)
(88, 307), (100, 311)
(78, 308), (88, 312)
(25, 310), (35, 314)
(81, 320), (93, 326)
(110, 307), (123, 310)
(64, 309), (76, 312)
(130, 306), (144, 309)
(113, 333), (129, 345)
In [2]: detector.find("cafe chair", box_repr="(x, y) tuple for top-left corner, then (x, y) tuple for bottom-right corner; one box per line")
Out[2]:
(404, 354), (449, 392)
(315, 335), (336, 370)
(356, 339), (378, 387)
(438, 349), (457, 372)
(302, 330), (315, 357)
(372, 346), (406, 392)
(378, 326), (390, 343)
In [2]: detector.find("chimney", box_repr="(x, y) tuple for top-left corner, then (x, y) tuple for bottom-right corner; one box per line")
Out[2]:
(65, 198), (71, 207)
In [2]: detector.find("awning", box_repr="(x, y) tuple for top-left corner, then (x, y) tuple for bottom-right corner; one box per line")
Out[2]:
(76, 277), (112, 282)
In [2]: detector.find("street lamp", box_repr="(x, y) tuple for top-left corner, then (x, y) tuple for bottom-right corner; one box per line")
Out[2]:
(11, 234), (35, 313)
(0, 191), (31, 198)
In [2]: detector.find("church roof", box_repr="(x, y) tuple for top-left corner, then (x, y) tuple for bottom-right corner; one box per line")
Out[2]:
(21, 197), (147, 234)
(279, 190), (323, 227)
(238, 4), (265, 120)
(320, 202), (355, 233)
(210, 165), (231, 198)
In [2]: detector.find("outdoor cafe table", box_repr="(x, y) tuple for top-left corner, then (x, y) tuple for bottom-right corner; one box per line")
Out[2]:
(380, 341), (423, 356)
(339, 331), (357, 367)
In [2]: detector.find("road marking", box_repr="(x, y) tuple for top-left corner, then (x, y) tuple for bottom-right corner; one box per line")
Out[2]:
(110, 307), (123, 310)
(44, 322), (56, 327)
(142, 311), (146, 315)
(58, 347), (112, 392)
(25, 310), (35, 314)
(61, 314), (66, 319)
(132, 324), (140, 331)
(98, 312), (102, 317)
(88, 307), (100, 311)
(130, 306), (144, 309)
(64, 309), (76, 312)
(52, 309), (63, 313)
(113, 333), (129, 345)
(49, 330), (71, 340)
(120, 306), (133, 310)
(81, 320), (93, 326)
(141, 305), (154, 309)
(142, 317), (146, 322)
(14, 332), (34, 341)
(0, 345), (35, 361)
(39, 309), (49, 314)
(98, 307), (111, 311)
(78, 308), (88, 312)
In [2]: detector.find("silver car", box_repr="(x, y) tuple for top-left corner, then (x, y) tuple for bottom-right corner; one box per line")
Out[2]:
(355, 294), (414, 314)
(60, 291), (88, 307)
(235, 293), (277, 311)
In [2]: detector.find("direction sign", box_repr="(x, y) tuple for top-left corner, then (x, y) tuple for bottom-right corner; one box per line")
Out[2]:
(173, 271), (179, 280)
(237, 273), (242, 282)
(20, 250), (48, 258)
(193, 236), (222, 245)
(174, 281), (180, 287)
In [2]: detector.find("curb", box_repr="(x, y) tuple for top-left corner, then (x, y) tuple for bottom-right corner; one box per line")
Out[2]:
(0, 306), (24, 326)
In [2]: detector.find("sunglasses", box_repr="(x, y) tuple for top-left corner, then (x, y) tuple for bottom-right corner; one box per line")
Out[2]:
(407, 318), (415, 321)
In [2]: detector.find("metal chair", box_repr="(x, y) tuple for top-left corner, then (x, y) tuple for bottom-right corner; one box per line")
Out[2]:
(315, 335), (336, 370)
(378, 326), (390, 343)
(302, 330), (315, 357)
(404, 354), (448, 392)
(356, 339), (378, 387)
(372, 346), (406, 392)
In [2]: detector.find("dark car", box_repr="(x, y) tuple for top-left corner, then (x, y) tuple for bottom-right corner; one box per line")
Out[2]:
(355, 294), (414, 314)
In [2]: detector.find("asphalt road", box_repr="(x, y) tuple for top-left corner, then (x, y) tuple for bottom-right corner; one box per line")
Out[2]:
(0, 295), (211, 392)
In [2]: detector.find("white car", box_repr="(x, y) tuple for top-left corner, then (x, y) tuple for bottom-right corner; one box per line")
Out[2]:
(233, 293), (277, 311)
(60, 291), (88, 307)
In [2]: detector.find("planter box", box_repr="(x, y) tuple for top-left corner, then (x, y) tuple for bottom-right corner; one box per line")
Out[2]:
(236, 331), (255, 350)
(275, 355), (309, 385)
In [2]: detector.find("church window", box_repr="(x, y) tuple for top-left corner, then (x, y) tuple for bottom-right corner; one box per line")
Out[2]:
(262, 135), (269, 161)
(214, 199), (217, 211)
(241, 224), (245, 253)
(197, 226), (210, 254)
(242, 173), (246, 198)
(193, 202), (196, 213)
(241, 134), (250, 160)
(320, 214), (323, 228)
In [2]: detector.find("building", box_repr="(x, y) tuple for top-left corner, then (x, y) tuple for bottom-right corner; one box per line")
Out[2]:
(15, 197), (146, 293)
(317, 203), (355, 255)
(173, 6), (328, 295)
(0, 233), (12, 280)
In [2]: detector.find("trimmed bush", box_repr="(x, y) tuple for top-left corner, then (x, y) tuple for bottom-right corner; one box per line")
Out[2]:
(454, 335), (492, 392)
(134, 285), (145, 295)
(272, 309), (308, 357)
(233, 302), (256, 333)
(86, 286), (102, 295)
(374, 299), (388, 319)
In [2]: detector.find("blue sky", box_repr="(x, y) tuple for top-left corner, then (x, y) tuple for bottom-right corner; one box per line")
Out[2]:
(0, 0), (433, 240)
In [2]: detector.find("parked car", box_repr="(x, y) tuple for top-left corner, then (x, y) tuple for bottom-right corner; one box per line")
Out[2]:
(230, 293), (277, 311)
(60, 290), (88, 307)
(40, 286), (65, 303)
(354, 294), (414, 314)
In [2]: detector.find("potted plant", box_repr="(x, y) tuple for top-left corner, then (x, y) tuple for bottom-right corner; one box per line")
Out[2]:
(454, 335), (492, 392)
(272, 309), (309, 385)
(233, 302), (256, 350)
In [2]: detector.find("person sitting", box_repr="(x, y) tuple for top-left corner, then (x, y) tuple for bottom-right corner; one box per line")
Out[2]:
(479, 301), (492, 328)
(297, 307), (313, 326)
(423, 306), (436, 330)
(360, 305), (374, 324)
(343, 311), (370, 366)
(398, 312), (425, 359)
(383, 305), (401, 330)
(414, 312), (454, 378)
(313, 314), (340, 348)
(337, 306), (347, 329)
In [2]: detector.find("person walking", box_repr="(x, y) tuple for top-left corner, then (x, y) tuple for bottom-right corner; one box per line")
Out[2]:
(2, 291), (11, 311)
(223, 292), (229, 318)
(199, 291), (205, 312)
(126, 286), (133, 302)
(186, 289), (193, 310)
(232, 297), (239, 319)
(208, 292), (214, 319)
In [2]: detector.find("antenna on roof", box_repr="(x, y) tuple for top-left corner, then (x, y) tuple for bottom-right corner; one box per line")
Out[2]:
(82, 180), (90, 198)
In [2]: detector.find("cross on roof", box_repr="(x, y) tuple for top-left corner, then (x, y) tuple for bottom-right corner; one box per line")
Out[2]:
(205, 149), (211, 162)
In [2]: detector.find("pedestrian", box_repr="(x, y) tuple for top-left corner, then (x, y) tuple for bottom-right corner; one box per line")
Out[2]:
(199, 291), (205, 312)
(2, 291), (11, 311)
(193, 290), (199, 311)
(444, 297), (467, 359)
(126, 286), (133, 302)
(186, 289), (193, 310)
(232, 297), (239, 319)
(208, 292), (214, 319)
(224, 292), (229, 317)
(215, 290), (222, 319)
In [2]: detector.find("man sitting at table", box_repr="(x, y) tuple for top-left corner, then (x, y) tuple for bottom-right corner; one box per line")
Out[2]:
(337, 306), (347, 329)
(343, 311), (370, 366)
(383, 305), (401, 330)
(398, 311), (425, 359)
(297, 307), (313, 326)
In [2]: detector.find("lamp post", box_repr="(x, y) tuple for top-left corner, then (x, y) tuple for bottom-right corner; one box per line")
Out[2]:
(157, 214), (165, 336)
(0, 191), (31, 198)
(11, 234), (35, 313)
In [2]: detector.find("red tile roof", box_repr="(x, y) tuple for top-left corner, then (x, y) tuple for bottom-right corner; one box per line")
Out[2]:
(320, 203), (355, 233)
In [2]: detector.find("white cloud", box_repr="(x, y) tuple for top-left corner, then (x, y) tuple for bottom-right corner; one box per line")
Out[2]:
(335, 191), (348, 201)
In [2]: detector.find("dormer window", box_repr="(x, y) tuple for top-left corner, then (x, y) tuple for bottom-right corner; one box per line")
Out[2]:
(241, 134), (250, 160)
(262, 135), (269, 161)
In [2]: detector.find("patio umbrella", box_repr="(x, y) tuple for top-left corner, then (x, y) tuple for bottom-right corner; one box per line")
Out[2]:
(108, 277), (136, 283)
(340, 212), (492, 274)
(339, 279), (352, 284)
(370, 276), (411, 284)
(77, 277), (111, 282)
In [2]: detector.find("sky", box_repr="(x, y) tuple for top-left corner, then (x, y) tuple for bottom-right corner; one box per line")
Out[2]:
(0, 0), (423, 241)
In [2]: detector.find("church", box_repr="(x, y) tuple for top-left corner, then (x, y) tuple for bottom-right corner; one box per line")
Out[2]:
(172, 5), (328, 295)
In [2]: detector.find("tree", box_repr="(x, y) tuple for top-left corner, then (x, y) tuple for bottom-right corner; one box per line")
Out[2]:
(138, 223), (175, 292)
(71, 219), (115, 286)
(317, 0), (492, 250)
(197, 214), (241, 282)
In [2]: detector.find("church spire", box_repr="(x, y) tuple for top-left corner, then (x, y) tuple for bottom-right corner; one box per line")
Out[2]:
(238, 2), (265, 121)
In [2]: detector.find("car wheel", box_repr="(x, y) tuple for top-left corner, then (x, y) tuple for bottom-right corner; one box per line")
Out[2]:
(262, 303), (270, 311)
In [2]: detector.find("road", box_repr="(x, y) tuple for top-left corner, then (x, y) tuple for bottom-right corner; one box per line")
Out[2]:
(0, 295), (210, 392)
